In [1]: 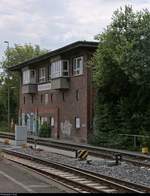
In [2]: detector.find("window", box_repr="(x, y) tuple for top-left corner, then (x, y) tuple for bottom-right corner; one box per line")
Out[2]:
(31, 95), (34, 104)
(51, 61), (61, 78)
(48, 64), (51, 81)
(24, 96), (26, 104)
(30, 70), (36, 83)
(62, 60), (69, 77)
(41, 117), (48, 125)
(51, 60), (69, 79)
(51, 94), (53, 103)
(75, 117), (80, 129)
(76, 90), (79, 101)
(23, 70), (30, 84)
(23, 69), (36, 84)
(73, 57), (83, 76)
(39, 67), (46, 83)
(41, 94), (43, 104)
(62, 92), (65, 101)
(45, 93), (49, 104)
(51, 117), (55, 127)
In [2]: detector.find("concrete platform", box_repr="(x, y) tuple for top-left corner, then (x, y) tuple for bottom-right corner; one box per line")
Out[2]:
(0, 158), (76, 193)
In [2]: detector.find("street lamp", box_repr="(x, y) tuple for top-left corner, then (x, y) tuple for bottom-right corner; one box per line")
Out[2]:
(4, 41), (11, 131)
(4, 41), (10, 67)
(7, 86), (16, 132)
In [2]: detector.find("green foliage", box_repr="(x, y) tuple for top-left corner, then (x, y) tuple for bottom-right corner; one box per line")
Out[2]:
(39, 122), (51, 138)
(0, 44), (48, 129)
(91, 5), (150, 149)
(0, 121), (9, 132)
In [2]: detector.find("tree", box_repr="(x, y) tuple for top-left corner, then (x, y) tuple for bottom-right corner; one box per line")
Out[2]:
(91, 6), (150, 149)
(0, 44), (48, 131)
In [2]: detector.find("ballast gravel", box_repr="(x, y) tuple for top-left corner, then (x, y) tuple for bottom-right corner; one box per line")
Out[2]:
(11, 146), (150, 188)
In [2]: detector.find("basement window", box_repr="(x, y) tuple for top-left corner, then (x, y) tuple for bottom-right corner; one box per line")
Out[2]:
(51, 117), (55, 127)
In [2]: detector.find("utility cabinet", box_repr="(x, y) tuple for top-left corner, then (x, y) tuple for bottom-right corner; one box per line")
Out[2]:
(15, 125), (27, 146)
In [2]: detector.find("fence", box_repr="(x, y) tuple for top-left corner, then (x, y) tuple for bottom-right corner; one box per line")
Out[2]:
(118, 134), (150, 148)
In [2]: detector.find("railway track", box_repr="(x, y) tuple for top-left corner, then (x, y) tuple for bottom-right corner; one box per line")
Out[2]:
(1, 148), (148, 193)
(0, 132), (150, 169)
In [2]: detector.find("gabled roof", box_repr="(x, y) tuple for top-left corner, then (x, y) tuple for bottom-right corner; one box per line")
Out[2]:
(9, 41), (98, 71)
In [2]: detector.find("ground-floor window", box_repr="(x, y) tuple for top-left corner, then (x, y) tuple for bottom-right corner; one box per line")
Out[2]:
(50, 117), (55, 127)
(75, 117), (80, 129)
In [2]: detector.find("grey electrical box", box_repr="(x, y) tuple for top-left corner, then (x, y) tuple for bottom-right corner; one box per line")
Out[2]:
(15, 125), (27, 146)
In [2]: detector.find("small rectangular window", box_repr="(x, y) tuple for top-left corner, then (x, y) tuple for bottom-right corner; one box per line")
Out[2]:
(24, 96), (26, 104)
(23, 69), (36, 84)
(23, 70), (30, 84)
(51, 117), (55, 127)
(62, 92), (65, 101)
(41, 94), (43, 104)
(41, 117), (48, 125)
(51, 61), (61, 79)
(62, 60), (69, 77)
(51, 94), (53, 103)
(31, 95), (34, 104)
(48, 64), (51, 81)
(73, 57), (83, 76)
(39, 67), (46, 83)
(30, 70), (36, 83)
(76, 90), (79, 101)
(45, 93), (49, 104)
(75, 117), (80, 129)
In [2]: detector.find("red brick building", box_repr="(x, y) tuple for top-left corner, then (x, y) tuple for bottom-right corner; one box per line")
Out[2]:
(9, 41), (98, 143)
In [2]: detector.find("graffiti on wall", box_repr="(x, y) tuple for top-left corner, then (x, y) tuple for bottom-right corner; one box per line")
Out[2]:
(60, 120), (72, 137)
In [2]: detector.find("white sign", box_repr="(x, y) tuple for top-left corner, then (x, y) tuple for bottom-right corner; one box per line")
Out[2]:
(51, 117), (55, 127)
(38, 83), (51, 91)
(75, 118), (80, 128)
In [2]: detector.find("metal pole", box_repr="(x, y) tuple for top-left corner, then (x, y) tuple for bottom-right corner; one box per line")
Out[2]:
(134, 136), (136, 148)
(8, 86), (10, 131)
(4, 41), (10, 131)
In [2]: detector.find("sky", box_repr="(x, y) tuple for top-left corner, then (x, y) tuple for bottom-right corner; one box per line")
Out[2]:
(0, 0), (150, 60)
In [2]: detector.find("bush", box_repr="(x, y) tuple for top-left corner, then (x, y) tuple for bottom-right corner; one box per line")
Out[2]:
(39, 122), (51, 138)
(0, 121), (9, 132)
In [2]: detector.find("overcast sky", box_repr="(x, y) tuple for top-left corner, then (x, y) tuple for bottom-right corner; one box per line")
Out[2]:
(0, 0), (150, 60)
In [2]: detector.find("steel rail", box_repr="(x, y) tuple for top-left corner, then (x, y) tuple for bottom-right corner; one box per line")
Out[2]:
(1, 148), (148, 193)
(0, 132), (150, 168)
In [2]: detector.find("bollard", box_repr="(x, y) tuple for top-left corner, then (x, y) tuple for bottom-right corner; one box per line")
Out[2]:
(77, 149), (88, 161)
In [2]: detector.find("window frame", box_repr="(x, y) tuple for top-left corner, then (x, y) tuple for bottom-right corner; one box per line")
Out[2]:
(75, 117), (80, 129)
(51, 117), (55, 127)
(45, 93), (49, 105)
(73, 56), (83, 76)
(51, 60), (69, 79)
(23, 69), (36, 84)
(39, 67), (46, 83)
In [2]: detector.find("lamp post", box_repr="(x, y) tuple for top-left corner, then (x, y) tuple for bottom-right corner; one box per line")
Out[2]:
(4, 41), (10, 66)
(4, 41), (10, 131)
(7, 86), (15, 131)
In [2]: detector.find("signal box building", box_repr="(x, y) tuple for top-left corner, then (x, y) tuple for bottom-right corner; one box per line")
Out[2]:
(9, 41), (98, 143)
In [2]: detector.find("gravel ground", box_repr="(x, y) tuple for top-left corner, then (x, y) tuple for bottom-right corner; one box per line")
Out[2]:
(10, 146), (150, 188)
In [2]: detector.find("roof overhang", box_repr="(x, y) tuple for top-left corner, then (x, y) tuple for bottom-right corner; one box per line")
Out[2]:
(8, 41), (98, 71)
